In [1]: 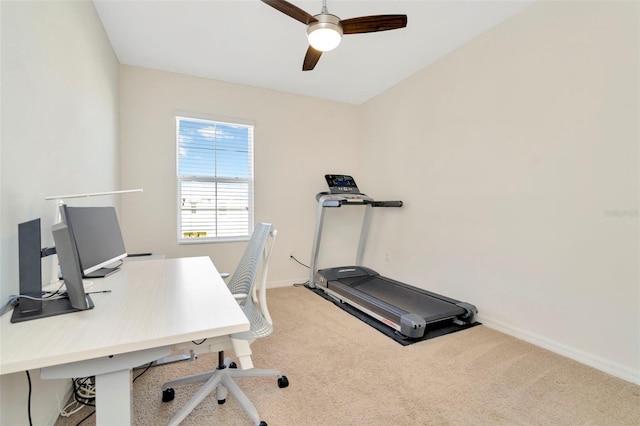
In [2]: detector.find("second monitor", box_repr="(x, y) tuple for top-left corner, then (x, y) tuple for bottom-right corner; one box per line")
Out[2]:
(61, 205), (128, 278)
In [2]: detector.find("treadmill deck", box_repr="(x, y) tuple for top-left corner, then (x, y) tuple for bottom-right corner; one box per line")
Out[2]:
(336, 275), (465, 322)
(316, 266), (475, 338)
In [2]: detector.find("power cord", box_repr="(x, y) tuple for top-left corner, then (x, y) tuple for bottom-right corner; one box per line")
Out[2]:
(1, 287), (111, 316)
(133, 362), (154, 383)
(289, 254), (310, 287)
(12, 294), (67, 302)
(25, 371), (33, 426)
(289, 254), (309, 269)
(1, 292), (67, 316)
(75, 410), (96, 426)
(43, 281), (66, 298)
(0, 298), (16, 317)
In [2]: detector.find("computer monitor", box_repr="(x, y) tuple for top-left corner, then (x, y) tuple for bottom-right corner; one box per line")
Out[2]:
(61, 205), (128, 278)
(11, 218), (94, 323)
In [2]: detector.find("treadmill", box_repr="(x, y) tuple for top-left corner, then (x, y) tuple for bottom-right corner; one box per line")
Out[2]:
(310, 175), (477, 339)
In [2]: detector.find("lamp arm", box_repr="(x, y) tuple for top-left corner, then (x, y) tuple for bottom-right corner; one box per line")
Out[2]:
(45, 189), (143, 201)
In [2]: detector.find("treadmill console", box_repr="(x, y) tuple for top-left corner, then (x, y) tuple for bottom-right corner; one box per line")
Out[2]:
(325, 175), (360, 194)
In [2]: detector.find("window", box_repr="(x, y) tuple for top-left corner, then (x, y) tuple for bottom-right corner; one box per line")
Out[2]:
(176, 115), (254, 243)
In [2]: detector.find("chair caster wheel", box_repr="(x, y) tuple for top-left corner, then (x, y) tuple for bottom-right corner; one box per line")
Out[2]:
(218, 399), (226, 405)
(278, 375), (289, 388)
(259, 421), (267, 426)
(229, 361), (237, 369)
(162, 388), (175, 402)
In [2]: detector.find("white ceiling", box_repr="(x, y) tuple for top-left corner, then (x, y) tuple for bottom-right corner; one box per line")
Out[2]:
(93, 0), (534, 105)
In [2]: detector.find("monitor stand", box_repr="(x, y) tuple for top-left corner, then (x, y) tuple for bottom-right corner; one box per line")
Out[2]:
(12, 218), (95, 324)
(10, 294), (94, 323)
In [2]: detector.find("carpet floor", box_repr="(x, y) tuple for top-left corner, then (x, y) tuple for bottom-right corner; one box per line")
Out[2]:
(55, 285), (640, 426)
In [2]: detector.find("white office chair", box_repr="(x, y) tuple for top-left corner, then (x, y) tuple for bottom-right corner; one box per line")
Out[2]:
(161, 223), (288, 426)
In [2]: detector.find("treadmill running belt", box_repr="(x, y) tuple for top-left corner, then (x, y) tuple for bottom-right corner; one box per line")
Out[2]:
(339, 276), (465, 322)
(306, 285), (480, 345)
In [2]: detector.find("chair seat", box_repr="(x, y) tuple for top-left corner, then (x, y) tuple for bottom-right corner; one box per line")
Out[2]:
(233, 303), (273, 340)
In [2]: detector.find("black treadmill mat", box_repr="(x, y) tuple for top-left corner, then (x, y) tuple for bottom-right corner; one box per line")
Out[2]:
(306, 285), (480, 346)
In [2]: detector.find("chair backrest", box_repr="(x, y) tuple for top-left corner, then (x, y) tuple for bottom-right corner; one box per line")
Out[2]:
(227, 223), (274, 306)
(230, 223), (278, 341)
(253, 226), (277, 326)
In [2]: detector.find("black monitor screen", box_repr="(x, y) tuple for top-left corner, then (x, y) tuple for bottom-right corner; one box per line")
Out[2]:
(62, 205), (127, 278)
(18, 219), (43, 313)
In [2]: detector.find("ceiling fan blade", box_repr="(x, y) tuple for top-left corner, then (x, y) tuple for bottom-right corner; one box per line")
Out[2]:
(340, 15), (408, 35)
(261, 0), (318, 25)
(302, 46), (322, 71)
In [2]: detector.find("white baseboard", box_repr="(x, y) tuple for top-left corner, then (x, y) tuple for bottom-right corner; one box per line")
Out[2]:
(478, 315), (640, 385)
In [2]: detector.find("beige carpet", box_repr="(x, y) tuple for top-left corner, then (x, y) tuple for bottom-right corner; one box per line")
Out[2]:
(56, 286), (640, 426)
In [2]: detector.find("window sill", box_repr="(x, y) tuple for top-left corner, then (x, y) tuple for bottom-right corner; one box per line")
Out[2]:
(178, 236), (250, 245)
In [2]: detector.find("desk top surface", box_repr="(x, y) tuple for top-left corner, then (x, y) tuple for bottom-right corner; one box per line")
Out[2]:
(0, 256), (249, 375)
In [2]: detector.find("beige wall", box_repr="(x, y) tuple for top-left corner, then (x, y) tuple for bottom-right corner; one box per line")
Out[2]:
(118, 66), (363, 284)
(360, 1), (639, 381)
(0, 0), (120, 424)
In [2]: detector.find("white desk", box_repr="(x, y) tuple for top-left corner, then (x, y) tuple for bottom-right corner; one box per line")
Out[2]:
(0, 256), (249, 425)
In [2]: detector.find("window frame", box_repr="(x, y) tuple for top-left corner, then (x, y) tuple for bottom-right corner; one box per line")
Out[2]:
(175, 113), (254, 244)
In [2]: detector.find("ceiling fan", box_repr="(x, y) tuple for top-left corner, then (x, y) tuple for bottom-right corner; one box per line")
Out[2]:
(261, 0), (408, 71)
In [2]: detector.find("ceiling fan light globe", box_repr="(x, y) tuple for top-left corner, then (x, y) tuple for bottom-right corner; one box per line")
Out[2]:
(307, 14), (343, 52)
(308, 28), (341, 51)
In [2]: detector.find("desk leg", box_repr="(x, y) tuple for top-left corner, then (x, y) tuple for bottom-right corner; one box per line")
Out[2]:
(40, 346), (172, 425)
(95, 369), (133, 425)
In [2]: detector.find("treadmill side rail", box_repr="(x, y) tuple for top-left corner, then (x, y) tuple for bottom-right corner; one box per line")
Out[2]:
(454, 302), (478, 325)
(401, 313), (426, 338)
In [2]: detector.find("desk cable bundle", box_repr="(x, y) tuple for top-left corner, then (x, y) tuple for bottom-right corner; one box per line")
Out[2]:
(60, 377), (96, 418)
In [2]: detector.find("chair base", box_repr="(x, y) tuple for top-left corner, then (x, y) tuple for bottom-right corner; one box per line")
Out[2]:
(161, 355), (288, 426)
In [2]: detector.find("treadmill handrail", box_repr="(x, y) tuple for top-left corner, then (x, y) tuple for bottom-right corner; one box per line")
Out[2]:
(310, 192), (373, 286)
(316, 192), (403, 208)
(316, 192), (374, 207)
(310, 192), (403, 287)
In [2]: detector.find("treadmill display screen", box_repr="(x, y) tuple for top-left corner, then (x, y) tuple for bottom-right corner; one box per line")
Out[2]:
(325, 175), (360, 194)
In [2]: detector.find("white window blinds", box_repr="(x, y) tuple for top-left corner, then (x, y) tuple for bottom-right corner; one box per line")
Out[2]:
(176, 116), (254, 243)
